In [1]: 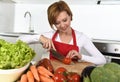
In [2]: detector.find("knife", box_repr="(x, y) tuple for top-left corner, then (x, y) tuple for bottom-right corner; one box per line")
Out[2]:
(40, 42), (74, 65)
(50, 49), (75, 65)
(50, 48), (65, 61)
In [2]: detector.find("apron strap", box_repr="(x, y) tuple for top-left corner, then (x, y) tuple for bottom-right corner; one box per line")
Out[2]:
(72, 29), (77, 46)
(52, 28), (77, 46)
(52, 30), (58, 41)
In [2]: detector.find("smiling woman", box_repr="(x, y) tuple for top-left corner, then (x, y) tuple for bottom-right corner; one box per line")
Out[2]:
(18, 0), (106, 65)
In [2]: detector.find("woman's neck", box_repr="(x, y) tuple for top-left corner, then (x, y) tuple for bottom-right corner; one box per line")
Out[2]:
(59, 28), (72, 43)
(59, 28), (72, 36)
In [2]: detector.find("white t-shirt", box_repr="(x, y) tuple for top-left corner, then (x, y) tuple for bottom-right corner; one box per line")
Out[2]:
(18, 30), (106, 65)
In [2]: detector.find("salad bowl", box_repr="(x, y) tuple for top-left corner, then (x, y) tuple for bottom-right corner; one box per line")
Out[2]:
(0, 63), (30, 82)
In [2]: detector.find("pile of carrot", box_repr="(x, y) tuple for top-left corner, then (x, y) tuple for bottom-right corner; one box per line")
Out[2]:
(20, 65), (54, 82)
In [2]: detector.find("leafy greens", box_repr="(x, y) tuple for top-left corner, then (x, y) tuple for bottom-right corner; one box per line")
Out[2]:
(0, 39), (36, 69)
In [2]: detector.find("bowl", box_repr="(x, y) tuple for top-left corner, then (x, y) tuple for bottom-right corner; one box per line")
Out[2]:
(0, 63), (30, 82)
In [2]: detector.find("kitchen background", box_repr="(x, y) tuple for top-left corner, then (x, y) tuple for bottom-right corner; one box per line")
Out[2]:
(1, 0), (120, 40)
(0, 0), (120, 63)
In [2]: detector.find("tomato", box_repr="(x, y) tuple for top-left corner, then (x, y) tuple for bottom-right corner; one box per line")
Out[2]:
(55, 67), (67, 74)
(54, 73), (67, 82)
(67, 72), (80, 82)
(62, 58), (72, 65)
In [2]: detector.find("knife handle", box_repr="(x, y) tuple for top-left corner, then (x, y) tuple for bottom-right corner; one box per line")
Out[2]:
(40, 42), (54, 50)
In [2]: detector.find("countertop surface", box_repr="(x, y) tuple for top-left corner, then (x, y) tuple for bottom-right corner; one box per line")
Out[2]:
(51, 60), (94, 75)
(92, 39), (120, 44)
(0, 32), (37, 37)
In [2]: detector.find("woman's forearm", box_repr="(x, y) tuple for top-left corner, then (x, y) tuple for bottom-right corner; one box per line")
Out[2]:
(17, 35), (40, 44)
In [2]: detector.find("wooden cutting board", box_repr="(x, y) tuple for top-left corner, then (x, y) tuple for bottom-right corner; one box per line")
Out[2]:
(51, 60), (95, 75)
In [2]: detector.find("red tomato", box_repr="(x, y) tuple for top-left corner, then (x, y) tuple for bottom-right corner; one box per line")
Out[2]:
(62, 58), (72, 65)
(55, 67), (67, 74)
(67, 72), (80, 82)
(54, 73), (67, 82)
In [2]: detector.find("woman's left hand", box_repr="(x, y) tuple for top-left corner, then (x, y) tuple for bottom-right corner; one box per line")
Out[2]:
(66, 50), (82, 59)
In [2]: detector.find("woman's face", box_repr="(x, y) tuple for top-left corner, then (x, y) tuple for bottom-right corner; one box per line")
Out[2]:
(54, 11), (71, 33)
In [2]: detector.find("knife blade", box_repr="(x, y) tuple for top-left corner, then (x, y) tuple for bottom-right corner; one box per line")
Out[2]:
(50, 49), (75, 65)
(40, 42), (65, 60)
(40, 42), (74, 64)
(50, 49), (65, 61)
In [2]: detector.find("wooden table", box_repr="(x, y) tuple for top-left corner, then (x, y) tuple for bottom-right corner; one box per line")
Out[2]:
(51, 60), (94, 75)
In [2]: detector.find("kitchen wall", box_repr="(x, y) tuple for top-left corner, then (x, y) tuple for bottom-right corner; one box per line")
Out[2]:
(0, 2), (15, 32)
(14, 4), (51, 33)
(1, 1), (120, 41)
(14, 3), (120, 41)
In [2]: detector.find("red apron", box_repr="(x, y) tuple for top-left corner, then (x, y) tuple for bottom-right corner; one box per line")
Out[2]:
(50, 29), (79, 59)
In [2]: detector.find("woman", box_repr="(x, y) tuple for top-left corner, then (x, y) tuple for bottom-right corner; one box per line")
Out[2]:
(18, 1), (106, 65)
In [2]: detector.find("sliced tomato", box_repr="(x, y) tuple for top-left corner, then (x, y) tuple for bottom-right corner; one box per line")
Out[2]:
(62, 58), (72, 65)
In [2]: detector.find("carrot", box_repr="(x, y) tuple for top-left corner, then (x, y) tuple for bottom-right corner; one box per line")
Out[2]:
(37, 66), (54, 77)
(27, 70), (34, 82)
(39, 75), (54, 82)
(34, 79), (40, 82)
(38, 69), (50, 78)
(20, 74), (28, 82)
(30, 65), (40, 81)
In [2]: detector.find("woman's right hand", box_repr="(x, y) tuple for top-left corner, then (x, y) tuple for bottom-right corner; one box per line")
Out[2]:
(40, 35), (56, 51)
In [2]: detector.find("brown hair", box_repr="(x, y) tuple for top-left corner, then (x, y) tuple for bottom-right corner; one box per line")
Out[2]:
(47, 0), (73, 29)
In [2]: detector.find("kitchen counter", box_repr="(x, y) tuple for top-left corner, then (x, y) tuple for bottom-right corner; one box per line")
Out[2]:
(0, 32), (37, 43)
(0, 32), (37, 37)
(51, 60), (94, 75)
(92, 39), (120, 44)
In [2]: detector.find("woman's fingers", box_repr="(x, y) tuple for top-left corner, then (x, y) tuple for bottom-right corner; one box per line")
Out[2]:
(43, 41), (51, 49)
(66, 50), (80, 59)
(40, 35), (55, 50)
(39, 35), (56, 51)
(66, 50), (74, 58)
(43, 43), (48, 49)
(51, 42), (56, 50)
(71, 50), (75, 57)
(47, 40), (53, 50)
(42, 40), (56, 51)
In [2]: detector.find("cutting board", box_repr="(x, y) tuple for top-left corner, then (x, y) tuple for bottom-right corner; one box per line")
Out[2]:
(51, 60), (95, 75)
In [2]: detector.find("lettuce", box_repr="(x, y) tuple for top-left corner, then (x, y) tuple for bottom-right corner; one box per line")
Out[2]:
(0, 39), (36, 69)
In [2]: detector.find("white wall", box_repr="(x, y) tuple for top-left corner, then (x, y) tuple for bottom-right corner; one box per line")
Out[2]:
(0, 2), (15, 32)
(14, 4), (51, 33)
(71, 5), (120, 41)
(14, 4), (120, 41)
